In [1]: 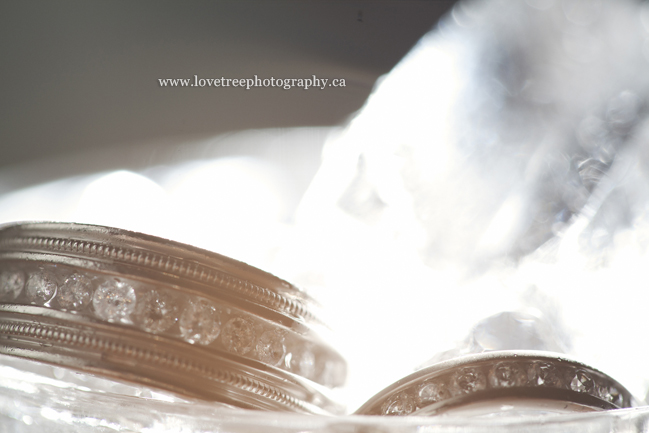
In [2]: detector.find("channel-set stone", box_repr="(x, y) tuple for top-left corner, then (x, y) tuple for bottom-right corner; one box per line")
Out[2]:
(528, 361), (562, 387)
(222, 317), (255, 355)
(382, 392), (415, 416)
(453, 367), (486, 394)
(256, 330), (286, 365)
(490, 362), (524, 387)
(570, 370), (595, 393)
(599, 385), (623, 406)
(58, 273), (93, 310)
(288, 347), (316, 379)
(92, 279), (136, 322)
(178, 298), (221, 345)
(133, 289), (179, 333)
(25, 269), (57, 305)
(417, 381), (450, 405)
(0, 270), (25, 301)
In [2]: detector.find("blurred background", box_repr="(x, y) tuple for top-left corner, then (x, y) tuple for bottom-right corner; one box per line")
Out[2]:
(0, 0), (456, 410)
(4, 0), (649, 415)
(0, 0), (453, 192)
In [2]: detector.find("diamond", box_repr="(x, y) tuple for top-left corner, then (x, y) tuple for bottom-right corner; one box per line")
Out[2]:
(571, 370), (595, 393)
(256, 330), (286, 365)
(178, 298), (221, 345)
(57, 273), (92, 310)
(490, 362), (524, 388)
(417, 380), (450, 405)
(319, 360), (346, 388)
(528, 362), (562, 387)
(222, 317), (255, 355)
(92, 279), (136, 322)
(133, 289), (179, 334)
(382, 392), (415, 416)
(287, 347), (316, 378)
(598, 385), (623, 406)
(0, 270), (25, 301)
(453, 367), (486, 394)
(25, 269), (57, 305)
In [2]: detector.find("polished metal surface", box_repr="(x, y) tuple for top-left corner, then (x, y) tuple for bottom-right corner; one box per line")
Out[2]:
(356, 351), (635, 416)
(0, 222), (345, 414)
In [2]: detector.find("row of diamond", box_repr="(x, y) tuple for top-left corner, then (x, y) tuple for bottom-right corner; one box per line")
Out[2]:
(0, 319), (323, 414)
(0, 232), (318, 323)
(0, 262), (345, 388)
(376, 359), (628, 416)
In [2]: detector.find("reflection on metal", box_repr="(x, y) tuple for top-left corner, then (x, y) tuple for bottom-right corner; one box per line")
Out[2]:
(356, 351), (635, 416)
(3, 0), (649, 430)
(0, 222), (345, 415)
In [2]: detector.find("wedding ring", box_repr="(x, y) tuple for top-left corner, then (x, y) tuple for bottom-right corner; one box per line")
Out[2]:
(0, 222), (345, 414)
(355, 351), (635, 416)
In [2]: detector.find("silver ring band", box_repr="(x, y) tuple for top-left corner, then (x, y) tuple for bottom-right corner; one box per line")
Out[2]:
(355, 351), (635, 416)
(0, 222), (346, 414)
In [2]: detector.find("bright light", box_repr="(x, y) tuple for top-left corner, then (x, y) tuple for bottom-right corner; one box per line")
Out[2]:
(72, 171), (168, 235)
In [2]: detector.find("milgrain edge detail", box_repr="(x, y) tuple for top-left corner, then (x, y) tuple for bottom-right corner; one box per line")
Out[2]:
(0, 236), (315, 322)
(0, 318), (313, 413)
(0, 223), (343, 415)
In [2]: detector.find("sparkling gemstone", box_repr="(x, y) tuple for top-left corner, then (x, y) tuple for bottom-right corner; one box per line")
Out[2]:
(222, 317), (255, 355)
(178, 298), (221, 345)
(417, 380), (450, 405)
(319, 360), (346, 388)
(490, 362), (524, 388)
(382, 392), (415, 416)
(57, 273), (92, 310)
(453, 367), (486, 394)
(25, 269), (57, 305)
(598, 385), (623, 406)
(570, 370), (595, 393)
(92, 279), (136, 322)
(256, 330), (286, 365)
(133, 289), (179, 333)
(0, 270), (25, 301)
(528, 362), (562, 387)
(287, 347), (316, 378)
